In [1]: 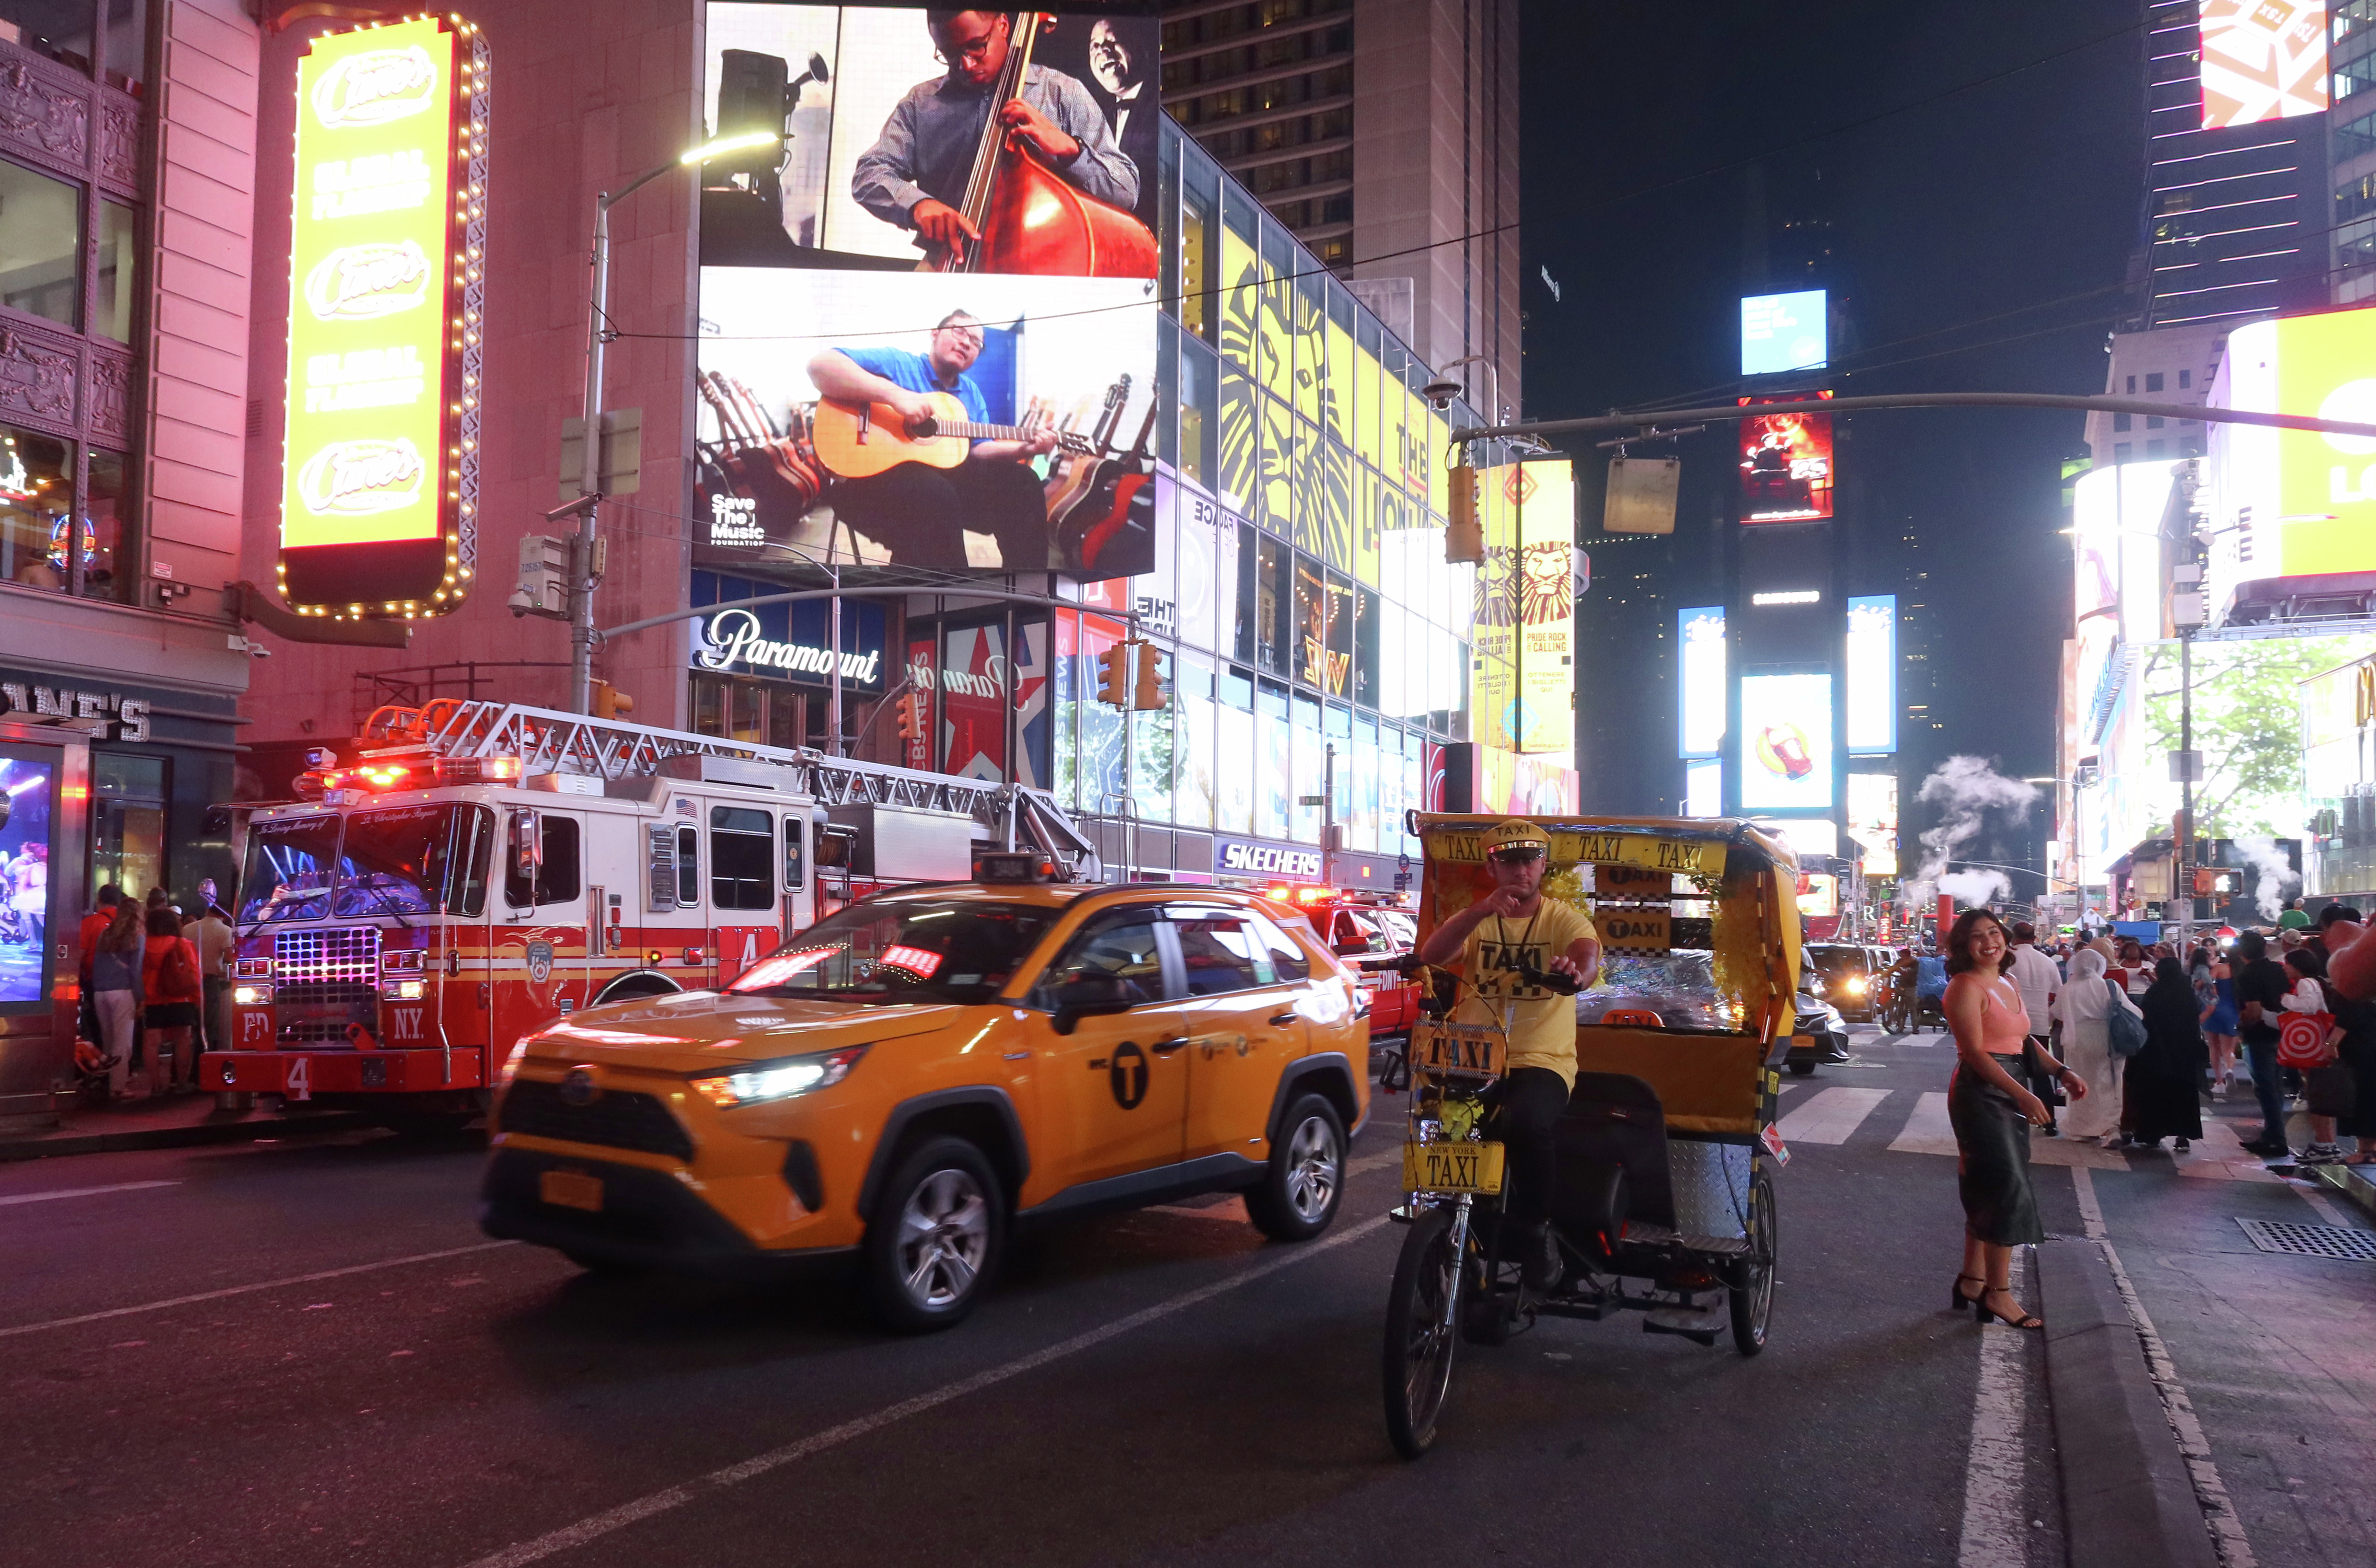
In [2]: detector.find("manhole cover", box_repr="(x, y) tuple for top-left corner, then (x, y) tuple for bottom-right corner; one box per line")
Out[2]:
(2236, 1217), (2376, 1261)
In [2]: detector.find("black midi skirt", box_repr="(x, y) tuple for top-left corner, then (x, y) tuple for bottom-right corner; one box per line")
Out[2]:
(1948, 1063), (2044, 1247)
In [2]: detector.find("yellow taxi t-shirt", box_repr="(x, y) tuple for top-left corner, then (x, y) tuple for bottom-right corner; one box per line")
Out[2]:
(1455, 896), (1597, 1088)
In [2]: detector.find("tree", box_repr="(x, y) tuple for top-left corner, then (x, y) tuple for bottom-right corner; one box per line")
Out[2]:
(2141, 634), (2374, 838)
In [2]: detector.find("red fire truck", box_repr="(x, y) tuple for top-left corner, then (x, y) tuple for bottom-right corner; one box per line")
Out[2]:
(1262, 885), (1423, 1037)
(209, 700), (1097, 1128)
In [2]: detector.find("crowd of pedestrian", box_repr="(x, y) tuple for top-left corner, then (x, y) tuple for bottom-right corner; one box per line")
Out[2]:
(74, 881), (234, 1104)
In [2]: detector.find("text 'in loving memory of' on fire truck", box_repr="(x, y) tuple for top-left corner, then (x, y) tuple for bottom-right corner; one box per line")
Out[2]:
(213, 699), (1095, 1124)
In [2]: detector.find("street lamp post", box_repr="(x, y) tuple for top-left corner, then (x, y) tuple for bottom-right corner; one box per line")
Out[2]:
(568, 130), (779, 714)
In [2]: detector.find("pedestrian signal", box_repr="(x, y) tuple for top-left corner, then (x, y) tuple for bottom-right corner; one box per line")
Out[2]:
(1132, 642), (1166, 711)
(1095, 643), (1130, 708)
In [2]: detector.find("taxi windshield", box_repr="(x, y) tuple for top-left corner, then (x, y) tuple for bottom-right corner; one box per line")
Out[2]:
(728, 900), (1060, 1005)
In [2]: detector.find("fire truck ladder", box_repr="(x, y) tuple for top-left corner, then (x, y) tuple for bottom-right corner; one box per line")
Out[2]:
(413, 701), (1100, 875)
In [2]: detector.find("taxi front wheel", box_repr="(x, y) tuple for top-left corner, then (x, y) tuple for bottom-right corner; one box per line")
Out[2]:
(864, 1137), (1005, 1333)
(1246, 1094), (1347, 1242)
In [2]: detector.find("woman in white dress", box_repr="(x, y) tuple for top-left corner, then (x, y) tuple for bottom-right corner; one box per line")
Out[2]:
(2053, 947), (2138, 1143)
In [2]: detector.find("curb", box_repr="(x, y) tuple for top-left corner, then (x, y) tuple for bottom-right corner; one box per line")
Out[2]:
(0, 1110), (370, 1163)
(2037, 1237), (2219, 1568)
(2306, 1161), (2376, 1222)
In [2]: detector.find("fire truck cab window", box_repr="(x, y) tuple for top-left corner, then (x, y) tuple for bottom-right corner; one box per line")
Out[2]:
(783, 815), (805, 891)
(238, 814), (339, 925)
(503, 814), (581, 908)
(447, 806), (493, 916)
(675, 824), (700, 907)
(710, 806), (775, 910)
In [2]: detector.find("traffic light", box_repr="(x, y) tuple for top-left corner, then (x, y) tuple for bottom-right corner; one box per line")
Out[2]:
(1131, 641), (1166, 711)
(1445, 464), (1483, 564)
(591, 681), (635, 719)
(1095, 642), (1130, 708)
(894, 691), (927, 742)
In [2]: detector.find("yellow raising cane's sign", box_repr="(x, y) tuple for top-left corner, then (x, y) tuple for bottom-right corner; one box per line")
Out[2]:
(279, 16), (487, 617)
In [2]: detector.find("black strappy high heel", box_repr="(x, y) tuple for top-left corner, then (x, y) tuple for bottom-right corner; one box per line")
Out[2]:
(1974, 1287), (2043, 1330)
(1951, 1274), (1985, 1311)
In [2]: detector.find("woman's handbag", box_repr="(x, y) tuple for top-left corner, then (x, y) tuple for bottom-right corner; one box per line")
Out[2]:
(2104, 977), (2148, 1060)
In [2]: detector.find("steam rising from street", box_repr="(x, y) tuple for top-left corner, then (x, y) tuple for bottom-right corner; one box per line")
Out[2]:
(2233, 834), (2301, 922)
(1905, 756), (2039, 909)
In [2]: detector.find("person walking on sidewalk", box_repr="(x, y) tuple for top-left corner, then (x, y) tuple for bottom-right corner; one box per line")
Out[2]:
(140, 906), (203, 1097)
(2280, 947), (2347, 1165)
(2131, 956), (2207, 1153)
(183, 899), (233, 1055)
(1944, 909), (2087, 1330)
(2198, 938), (2240, 1098)
(2234, 930), (2294, 1157)
(2051, 947), (2132, 1144)
(2008, 921), (2063, 1134)
(89, 902), (145, 1099)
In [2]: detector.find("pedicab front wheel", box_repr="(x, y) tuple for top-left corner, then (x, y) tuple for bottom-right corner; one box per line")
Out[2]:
(1383, 1204), (1463, 1459)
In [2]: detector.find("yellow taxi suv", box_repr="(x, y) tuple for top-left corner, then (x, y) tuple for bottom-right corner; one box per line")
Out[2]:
(479, 858), (1370, 1330)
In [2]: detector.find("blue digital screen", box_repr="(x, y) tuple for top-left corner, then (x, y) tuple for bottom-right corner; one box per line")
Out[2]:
(1740, 290), (1828, 377)
(1844, 594), (1897, 754)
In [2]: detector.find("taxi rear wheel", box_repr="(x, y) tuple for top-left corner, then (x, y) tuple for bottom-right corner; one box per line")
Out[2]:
(1246, 1094), (1346, 1242)
(864, 1137), (1004, 1333)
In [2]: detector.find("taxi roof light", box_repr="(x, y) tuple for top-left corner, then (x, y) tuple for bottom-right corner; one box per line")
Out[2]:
(977, 852), (1059, 884)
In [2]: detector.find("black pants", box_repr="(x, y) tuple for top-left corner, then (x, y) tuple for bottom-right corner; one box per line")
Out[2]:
(823, 458), (1047, 571)
(1492, 1067), (1571, 1228)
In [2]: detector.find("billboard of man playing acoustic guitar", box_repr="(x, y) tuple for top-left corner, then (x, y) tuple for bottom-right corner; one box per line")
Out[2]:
(696, 264), (1158, 578)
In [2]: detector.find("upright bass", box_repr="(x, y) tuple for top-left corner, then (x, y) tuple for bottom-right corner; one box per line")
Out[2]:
(922, 12), (1157, 278)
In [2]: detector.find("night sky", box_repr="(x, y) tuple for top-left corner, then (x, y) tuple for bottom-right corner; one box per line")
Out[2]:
(1520, 0), (2147, 881)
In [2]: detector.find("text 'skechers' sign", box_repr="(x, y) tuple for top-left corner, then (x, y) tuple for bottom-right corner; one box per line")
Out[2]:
(1215, 837), (1322, 881)
(279, 17), (489, 618)
(1435, 826), (1726, 879)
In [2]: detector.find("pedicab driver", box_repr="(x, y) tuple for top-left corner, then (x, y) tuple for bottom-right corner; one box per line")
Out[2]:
(1414, 820), (1602, 1289)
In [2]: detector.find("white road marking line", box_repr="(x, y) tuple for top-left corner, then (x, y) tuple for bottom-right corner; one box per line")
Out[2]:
(459, 1213), (1394, 1568)
(2071, 1166), (2255, 1568)
(0, 1241), (517, 1340)
(1774, 1087), (1890, 1146)
(0, 1179), (180, 1207)
(1957, 1248), (2031, 1568)
(1889, 1091), (1960, 1157)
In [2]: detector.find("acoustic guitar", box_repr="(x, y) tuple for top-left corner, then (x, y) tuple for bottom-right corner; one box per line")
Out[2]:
(810, 391), (1097, 479)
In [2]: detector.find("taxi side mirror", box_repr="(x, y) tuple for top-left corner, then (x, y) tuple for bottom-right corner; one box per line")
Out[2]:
(1052, 997), (1134, 1036)
(1047, 973), (1138, 1035)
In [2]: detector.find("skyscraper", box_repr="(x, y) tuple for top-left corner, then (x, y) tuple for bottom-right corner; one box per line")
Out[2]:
(1159, 0), (1521, 417)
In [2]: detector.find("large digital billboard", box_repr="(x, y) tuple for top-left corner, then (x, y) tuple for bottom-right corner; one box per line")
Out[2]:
(1738, 671), (1835, 811)
(1678, 605), (1726, 758)
(697, 6), (1161, 580)
(1471, 459), (1576, 754)
(1738, 396), (1833, 523)
(1847, 770), (1899, 877)
(1740, 290), (1827, 377)
(2208, 309), (2376, 612)
(278, 16), (488, 617)
(1844, 594), (1896, 753)
(2199, 1), (2326, 129)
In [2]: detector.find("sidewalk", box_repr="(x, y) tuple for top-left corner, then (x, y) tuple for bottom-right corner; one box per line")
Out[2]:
(2078, 1096), (2376, 1568)
(0, 1092), (366, 1162)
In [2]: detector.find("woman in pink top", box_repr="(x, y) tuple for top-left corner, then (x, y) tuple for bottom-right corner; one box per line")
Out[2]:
(1943, 908), (2089, 1331)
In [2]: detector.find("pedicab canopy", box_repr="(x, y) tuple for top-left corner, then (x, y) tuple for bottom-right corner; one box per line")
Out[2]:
(1411, 814), (1803, 1137)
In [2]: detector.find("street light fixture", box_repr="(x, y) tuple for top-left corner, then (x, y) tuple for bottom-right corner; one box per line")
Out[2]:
(566, 131), (784, 714)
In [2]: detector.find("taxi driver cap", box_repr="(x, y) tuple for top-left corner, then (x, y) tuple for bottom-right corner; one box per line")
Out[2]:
(1482, 819), (1548, 862)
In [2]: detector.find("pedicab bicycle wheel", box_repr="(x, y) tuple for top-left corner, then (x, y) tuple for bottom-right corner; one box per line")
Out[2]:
(1728, 1166), (1778, 1356)
(1382, 1204), (1464, 1459)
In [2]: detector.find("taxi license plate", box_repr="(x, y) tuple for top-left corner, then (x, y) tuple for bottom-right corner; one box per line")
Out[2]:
(539, 1169), (604, 1212)
(1402, 1140), (1505, 1196)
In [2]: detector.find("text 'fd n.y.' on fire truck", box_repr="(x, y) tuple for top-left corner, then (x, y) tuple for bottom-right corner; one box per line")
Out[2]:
(210, 700), (1098, 1128)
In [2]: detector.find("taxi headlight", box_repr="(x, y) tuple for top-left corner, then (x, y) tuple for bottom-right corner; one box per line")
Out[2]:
(233, 984), (266, 1007)
(1843, 976), (1867, 995)
(690, 1045), (868, 1110)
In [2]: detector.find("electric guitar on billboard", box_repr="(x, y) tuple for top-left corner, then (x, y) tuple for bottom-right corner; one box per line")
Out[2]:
(1040, 376), (1129, 518)
(1054, 386), (1160, 576)
(809, 391), (1100, 479)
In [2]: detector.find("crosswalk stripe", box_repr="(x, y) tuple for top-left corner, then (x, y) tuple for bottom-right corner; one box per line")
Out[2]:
(1774, 1087), (1891, 1146)
(1888, 1091), (1959, 1157)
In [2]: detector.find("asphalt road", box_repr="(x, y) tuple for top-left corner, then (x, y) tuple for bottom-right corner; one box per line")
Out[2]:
(5, 1023), (2239, 1568)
